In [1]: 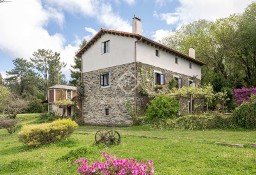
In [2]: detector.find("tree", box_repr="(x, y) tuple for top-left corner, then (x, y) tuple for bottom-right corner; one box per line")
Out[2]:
(161, 16), (243, 89)
(5, 58), (43, 99)
(69, 40), (87, 86)
(236, 2), (256, 87)
(0, 73), (3, 85)
(31, 49), (66, 99)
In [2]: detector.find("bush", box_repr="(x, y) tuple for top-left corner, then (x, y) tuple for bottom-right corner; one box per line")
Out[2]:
(146, 95), (179, 123)
(232, 100), (256, 128)
(18, 119), (78, 146)
(0, 117), (18, 134)
(40, 112), (60, 122)
(26, 99), (45, 113)
(75, 152), (154, 175)
(170, 113), (233, 130)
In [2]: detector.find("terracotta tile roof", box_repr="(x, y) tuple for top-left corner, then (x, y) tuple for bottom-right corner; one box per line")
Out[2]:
(76, 29), (205, 66)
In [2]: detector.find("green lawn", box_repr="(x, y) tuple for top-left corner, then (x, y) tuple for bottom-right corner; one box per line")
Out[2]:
(1, 114), (256, 175)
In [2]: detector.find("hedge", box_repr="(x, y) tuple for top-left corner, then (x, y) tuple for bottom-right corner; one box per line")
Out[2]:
(18, 119), (78, 146)
(169, 113), (234, 130)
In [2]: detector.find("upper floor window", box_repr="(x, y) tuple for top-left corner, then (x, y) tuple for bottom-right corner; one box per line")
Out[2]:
(174, 76), (182, 88)
(175, 57), (178, 64)
(67, 90), (72, 100)
(101, 40), (110, 54)
(155, 49), (159, 57)
(155, 72), (165, 85)
(189, 62), (192, 69)
(100, 73), (110, 87)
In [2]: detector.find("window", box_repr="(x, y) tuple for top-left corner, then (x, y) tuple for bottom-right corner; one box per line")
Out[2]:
(155, 72), (165, 85)
(188, 79), (194, 87)
(67, 90), (72, 100)
(175, 57), (178, 64)
(105, 108), (109, 115)
(100, 73), (110, 87)
(155, 49), (159, 57)
(101, 40), (110, 54)
(189, 62), (192, 69)
(174, 76), (182, 88)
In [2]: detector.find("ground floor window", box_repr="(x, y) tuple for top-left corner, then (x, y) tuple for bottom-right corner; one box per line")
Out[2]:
(100, 73), (110, 87)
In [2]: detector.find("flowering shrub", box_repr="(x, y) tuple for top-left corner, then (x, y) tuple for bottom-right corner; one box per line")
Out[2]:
(233, 87), (256, 105)
(18, 119), (78, 146)
(75, 152), (154, 175)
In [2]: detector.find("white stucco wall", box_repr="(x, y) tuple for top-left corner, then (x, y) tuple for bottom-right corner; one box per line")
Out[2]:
(82, 34), (136, 72)
(136, 42), (202, 79)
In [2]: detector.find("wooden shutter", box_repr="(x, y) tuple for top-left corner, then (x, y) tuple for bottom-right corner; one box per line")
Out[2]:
(160, 74), (165, 85)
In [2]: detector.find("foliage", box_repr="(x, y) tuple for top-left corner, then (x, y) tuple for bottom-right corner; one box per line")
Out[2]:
(5, 58), (43, 99)
(57, 147), (87, 163)
(232, 98), (256, 128)
(0, 85), (10, 112)
(18, 119), (78, 146)
(233, 87), (256, 105)
(70, 40), (87, 86)
(1, 94), (28, 119)
(0, 117), (18, 134)
(170, 113), (234, 130)
(75, 152), (154, 175)
(161, 3), (256, 88)
(146, 95), (179, 123)
(40, 112), (60, 122)
(26, 98), (46, 113)
(31, 49), (66, 98)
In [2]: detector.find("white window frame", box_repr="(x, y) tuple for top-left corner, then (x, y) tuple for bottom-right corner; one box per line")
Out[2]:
(154, 70), (165, 86)
(101, 40), (110, 54)
(100, 72), (111, 88)
(173, 75), (182, 88)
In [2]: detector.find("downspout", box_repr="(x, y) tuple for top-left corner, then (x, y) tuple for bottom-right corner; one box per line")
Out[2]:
(134, 36), (142, 116)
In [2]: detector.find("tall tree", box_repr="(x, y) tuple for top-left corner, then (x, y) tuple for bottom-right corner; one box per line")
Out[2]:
(236, 2), (256, 87)
(69, 40), (87, 86)
(31, 49), (66, 98)
(5, 58), (42, 99)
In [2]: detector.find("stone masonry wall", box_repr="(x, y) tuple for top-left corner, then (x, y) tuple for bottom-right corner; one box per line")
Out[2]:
(82, 62), (201, 126)
(82, 63), (137, 126)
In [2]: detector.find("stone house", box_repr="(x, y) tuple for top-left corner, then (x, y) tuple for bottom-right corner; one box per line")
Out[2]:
(76, 17), (204, 126)
(48, 85), (77, 116)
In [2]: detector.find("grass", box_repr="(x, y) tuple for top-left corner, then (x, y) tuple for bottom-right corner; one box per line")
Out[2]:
(0, 114), (256, 174)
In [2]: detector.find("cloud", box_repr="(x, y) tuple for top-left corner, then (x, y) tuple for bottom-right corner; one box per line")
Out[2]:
(83, 27), (98, 41)
(155, 0), (255, 26)
(123, 0), (136, 5)
(45, 0), (131, 32)
(0, 0), (79, 80)
(152, 29), (174, 42)
(154, 11), (180, 25)
(0, 71), (7, 79)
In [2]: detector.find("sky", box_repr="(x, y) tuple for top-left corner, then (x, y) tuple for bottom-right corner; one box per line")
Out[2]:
(0, 0), (255, 81)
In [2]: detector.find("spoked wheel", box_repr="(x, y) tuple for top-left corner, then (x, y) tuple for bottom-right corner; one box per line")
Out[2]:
(95, 130), (105, 144)
(104, 130), (121, 146)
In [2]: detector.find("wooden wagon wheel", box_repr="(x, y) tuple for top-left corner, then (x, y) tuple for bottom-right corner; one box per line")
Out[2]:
(95, 130), (106, 144)
(104, 130), (121, 146)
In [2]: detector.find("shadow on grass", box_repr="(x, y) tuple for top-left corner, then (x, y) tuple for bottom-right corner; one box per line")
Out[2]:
(0, 159), (42, 174)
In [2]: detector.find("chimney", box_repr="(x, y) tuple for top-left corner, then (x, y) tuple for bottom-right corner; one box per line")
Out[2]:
(132, 16), (142, 35)
(189, 48), (195, 59)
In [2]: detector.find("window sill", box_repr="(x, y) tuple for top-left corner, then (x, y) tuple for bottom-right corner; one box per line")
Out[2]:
(101, 85), (110, 89)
